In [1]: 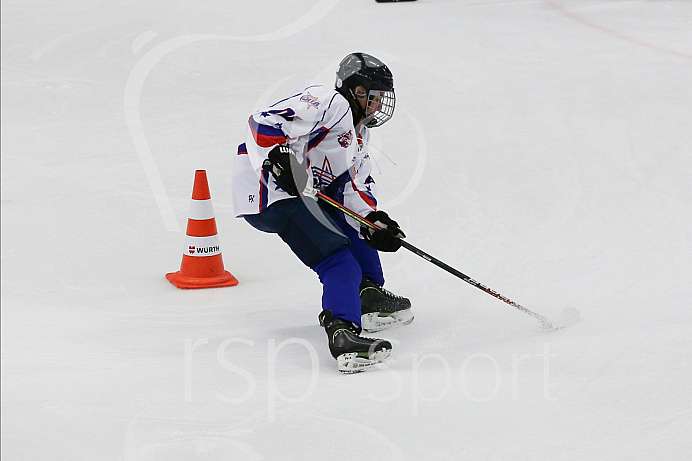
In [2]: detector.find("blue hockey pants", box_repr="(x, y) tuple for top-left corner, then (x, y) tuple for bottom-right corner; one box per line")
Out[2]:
(243, 196), (384, 325)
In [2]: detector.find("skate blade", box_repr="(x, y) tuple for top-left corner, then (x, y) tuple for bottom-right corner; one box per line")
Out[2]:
(337, 349), (391, 374)
(361, 310), (414, 333)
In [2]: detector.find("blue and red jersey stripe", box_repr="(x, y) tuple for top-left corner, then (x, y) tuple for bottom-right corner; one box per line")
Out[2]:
(307, 126), (330, 152)
(248, 117), (286, 148)
(352, 180), (377, 210)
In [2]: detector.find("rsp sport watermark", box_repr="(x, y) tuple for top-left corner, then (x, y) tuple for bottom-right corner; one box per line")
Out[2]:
(184, 337), (558, 421)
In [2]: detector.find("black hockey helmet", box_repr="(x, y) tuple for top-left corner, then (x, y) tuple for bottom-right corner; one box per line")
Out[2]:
(335, 52), (395, 128)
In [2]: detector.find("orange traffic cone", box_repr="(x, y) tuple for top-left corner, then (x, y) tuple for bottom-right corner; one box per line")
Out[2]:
(166, 170), (238, 289)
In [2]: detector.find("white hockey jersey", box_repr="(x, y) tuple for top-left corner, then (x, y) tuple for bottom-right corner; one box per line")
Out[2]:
(232, 83), (378, 229)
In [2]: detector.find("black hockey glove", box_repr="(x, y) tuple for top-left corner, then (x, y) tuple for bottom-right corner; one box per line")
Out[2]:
(361, 211), (405, 252)
(262, 145), (307, 197)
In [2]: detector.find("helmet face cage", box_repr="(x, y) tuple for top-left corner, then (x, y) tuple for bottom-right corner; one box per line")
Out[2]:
(361, 88), (395, 128)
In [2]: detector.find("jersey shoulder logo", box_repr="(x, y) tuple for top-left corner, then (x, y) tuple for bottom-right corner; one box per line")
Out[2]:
(338, 130), (353, 148)
(300, 92), (320, 109)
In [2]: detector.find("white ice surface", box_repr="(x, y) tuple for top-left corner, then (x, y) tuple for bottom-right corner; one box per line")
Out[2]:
(2, 0), (692, 459)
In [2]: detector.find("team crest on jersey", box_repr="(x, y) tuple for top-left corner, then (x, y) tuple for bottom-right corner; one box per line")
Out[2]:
(300, 92), (320, 109)
(338, 130), (353, 148)
(311, 157), (336, 189)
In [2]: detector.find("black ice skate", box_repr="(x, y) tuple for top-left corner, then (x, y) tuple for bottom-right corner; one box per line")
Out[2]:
(319, 310), (392, 373)
(360, 277), (414, 332)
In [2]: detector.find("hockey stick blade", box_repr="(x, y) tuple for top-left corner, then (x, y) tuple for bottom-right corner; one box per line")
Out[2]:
(538, 307), (581, 331)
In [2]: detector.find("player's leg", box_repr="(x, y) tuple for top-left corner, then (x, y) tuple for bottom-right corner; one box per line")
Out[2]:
(337, 220), (413, 333)
(243, 198), (392, 371)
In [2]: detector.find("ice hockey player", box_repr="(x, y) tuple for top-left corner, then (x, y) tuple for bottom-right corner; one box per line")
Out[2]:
(231, 53), (413, 373)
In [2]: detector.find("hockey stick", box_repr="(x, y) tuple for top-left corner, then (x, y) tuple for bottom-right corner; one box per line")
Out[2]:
(305, 187), (580, 330)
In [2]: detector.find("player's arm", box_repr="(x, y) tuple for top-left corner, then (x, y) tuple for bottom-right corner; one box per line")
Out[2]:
(343, 158), (404, 252)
